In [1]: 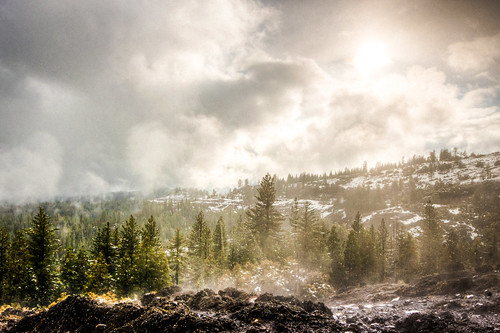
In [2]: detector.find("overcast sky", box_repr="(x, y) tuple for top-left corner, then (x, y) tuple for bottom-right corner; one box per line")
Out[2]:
(1, 0), (500, 201)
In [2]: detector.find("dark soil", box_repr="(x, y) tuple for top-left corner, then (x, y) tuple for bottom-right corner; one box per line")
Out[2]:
(0, 288), (343, 332)
(328, 272), (500, 332)
(1, 272), (499, 332)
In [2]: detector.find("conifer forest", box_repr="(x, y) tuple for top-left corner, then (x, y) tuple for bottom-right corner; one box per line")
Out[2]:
(1, 1), (500, 331)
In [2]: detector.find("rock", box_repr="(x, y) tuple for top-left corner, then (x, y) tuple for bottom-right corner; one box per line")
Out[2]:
(2, 291), (343, 333)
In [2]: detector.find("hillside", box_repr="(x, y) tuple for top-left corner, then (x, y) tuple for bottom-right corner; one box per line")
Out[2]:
(151, 151), (500, 241)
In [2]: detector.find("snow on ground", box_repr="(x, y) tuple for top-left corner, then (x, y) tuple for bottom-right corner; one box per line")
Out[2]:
(274, 198), (334, 218)
(408, 226), (423, 237)
(327, 152), (500, 191)
(361, 206), (423, 226)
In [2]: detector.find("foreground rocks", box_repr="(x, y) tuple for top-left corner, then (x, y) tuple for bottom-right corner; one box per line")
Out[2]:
(0, 288), (342, 332)
(1, 272), (499, 332)
(329, 272), (500, 332)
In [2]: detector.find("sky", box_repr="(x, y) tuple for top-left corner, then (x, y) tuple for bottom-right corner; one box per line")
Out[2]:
(1, 0), (500, 202)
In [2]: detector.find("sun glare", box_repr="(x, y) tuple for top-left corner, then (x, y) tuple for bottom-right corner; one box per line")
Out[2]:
(353, 42), (391, 73)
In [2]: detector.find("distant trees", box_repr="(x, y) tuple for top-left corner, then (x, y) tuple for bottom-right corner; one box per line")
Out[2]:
(1, 162), (499, 307)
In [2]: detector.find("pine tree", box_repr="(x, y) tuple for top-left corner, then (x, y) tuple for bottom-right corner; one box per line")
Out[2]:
(328, 225), (346, 288)
(212, 217), (227, 268)
(139, 216), (171, 292)
(352, 212), (362, 234)
(294, 201), (319, 269)
(228, 215), (258, 269)
(378, 218), (389, 281)
(116, 215), (140, 295)
(420, 201), (443, 273)
(246, 174), (283, 258)
(5, 231), (34, 304)
(397, 232), (418, 281)
(444, 229), (463, 271)
(188, 212), (211, 260)
(27, 207), (58, 306)
(359, 227), (376, 281)
(187, 212), (212, 286)
(168, 228), (185, 285)
(0, 227), (9, 302)
(61, 247), (88, 294)
(344, 230), (360, 285)
(91, 221), (117, 275)
(86, 252), (111, 294)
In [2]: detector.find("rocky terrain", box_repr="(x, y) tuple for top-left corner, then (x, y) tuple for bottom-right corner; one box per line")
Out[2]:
(1, 272), (499, 332)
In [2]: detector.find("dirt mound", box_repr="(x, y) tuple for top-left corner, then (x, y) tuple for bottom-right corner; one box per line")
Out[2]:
(399, 272), (500, 297)
(2, 289), (342, 333)
(399, 271), (472, 296)
(395, 311), (494, 333)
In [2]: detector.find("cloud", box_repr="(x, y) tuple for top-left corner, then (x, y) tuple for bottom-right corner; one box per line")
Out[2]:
(0, 133), (62, 202)
(447, 33), (500, 74)
(0, 1), (499, 200)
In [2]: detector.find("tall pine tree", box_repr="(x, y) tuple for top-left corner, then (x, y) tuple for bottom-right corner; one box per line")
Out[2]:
(246, 173), (283, 259)
(27, 207), (58, 306)
(139, 216), (171, 292)
(168, 228), (185, 286)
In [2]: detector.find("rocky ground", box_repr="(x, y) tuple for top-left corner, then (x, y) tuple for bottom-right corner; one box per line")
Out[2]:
(328, 271), (500, 332)
(1, 272), (499, 332)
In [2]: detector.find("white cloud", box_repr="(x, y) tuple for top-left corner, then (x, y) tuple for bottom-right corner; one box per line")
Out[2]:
(447, 33), (500, 74)
(0, 133), (62, 202)
(0, 1), (499, 200)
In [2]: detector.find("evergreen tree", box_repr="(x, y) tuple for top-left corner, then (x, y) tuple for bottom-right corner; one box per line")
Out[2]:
(212, 217), (227, 268)
(313, 219), (330, 270)
(27, 207), (58, 306)
(91, 221), (117, 275)
(120, 215), (140, 264)
(352, 212), (362, 234)
(344, 230), (360, 285)
(61, 247), (88, 294)
(116, 215), (140, 295)
(359, 227), (376, 281)
(420, 201), (443, 273)
(0, 227), (9, 302)
(246, 174), (283, 258)
(228, 215), (258, 269)
(187, 212), (212, 286)
(86, 252), (111, 294)
(397, 232), (418, 281)
(168, 228), (185, 285)
(295, 201), (319, 269)
(188, 212), (211, 260)
(289, 198), (300, 232)
(5, 231), (34, 304)
(378, 218), (389, 281)
(328, 225), (346, 288)
(444, 229), (463, 271)
(139, 216), (171, 292)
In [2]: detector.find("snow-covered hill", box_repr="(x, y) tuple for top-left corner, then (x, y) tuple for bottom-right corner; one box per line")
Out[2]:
(151, 152), (500, 239)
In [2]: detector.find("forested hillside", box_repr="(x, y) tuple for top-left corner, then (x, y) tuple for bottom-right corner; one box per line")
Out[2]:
(0, 149), (499, 307)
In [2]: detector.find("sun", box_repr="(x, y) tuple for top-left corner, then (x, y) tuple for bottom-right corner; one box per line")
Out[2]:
(353, 42), (391, 73)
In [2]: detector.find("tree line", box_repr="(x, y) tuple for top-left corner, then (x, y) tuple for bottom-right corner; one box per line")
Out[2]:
(0, 173), (498, 307)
